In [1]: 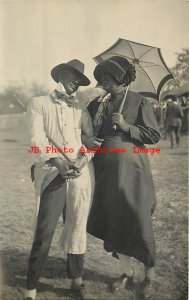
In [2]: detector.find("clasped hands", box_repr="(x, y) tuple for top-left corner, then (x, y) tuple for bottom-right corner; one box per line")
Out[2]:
(49, 156), (87, 180)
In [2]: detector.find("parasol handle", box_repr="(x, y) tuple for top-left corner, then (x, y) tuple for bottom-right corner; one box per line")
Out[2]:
(113, 85), (130, 130)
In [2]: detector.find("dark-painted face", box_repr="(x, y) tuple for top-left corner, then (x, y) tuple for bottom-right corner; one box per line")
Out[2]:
(99, 69), (119, 93)
(59, 70), (81, 95)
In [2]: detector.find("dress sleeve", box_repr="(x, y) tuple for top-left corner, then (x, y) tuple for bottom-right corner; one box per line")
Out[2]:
(26, 97), (58, 163)
(129, 99), (161, 144)
(81, 109), (94, 137)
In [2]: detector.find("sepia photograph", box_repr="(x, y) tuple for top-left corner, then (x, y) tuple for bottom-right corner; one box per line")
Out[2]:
(0, 1), (188, 299)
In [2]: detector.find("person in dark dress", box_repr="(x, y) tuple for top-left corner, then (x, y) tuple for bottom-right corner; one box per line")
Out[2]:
(85, 56), (161, 295)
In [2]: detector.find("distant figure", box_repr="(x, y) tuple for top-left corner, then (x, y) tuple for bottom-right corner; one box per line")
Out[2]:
(161, 101), (169, 139)
(153, 103), (161, 127)
(165, 97), (184, 148)
(181, 100), (189, 133)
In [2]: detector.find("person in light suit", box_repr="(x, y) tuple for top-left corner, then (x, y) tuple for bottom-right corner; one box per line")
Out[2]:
(24, 59), (94, 300)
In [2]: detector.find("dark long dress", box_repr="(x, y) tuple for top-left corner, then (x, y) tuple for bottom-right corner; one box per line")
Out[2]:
(87, 90), (160, 267)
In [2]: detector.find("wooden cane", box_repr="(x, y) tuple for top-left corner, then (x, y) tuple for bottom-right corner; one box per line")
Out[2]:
(48, 136), (73, 163)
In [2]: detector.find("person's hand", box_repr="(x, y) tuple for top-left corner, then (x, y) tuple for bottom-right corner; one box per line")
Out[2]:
(92, 136), (104, 147)
(62, 169), (81, 180)
(49, 157), (69, 175)
(82, 134), (104, 148)
(49, 157), (81, 179)
(68, 155), (88, 172)
(112, 113), (130, 132)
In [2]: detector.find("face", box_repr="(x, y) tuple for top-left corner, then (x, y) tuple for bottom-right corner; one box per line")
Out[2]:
(59, 70), (81, 95)
(99, 69), (119, 92)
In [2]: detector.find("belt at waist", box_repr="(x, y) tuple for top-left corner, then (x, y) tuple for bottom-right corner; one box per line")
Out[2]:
(100, 133), (143, 146)
(100, 133), (130, 141)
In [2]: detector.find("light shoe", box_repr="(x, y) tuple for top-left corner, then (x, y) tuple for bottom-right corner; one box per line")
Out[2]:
(24, 289), (36, 300)
(111, 273), (134, 292)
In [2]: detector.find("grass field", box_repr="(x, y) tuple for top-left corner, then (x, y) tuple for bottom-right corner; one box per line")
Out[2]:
(0, 126), (188, 300)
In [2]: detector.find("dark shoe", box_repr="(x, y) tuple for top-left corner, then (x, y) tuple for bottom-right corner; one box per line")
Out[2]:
(126, 275), (134, 290)
(142, 277), (156, 298)
(111, 273), (134, 292)
(24, 298), (34, 300)
(71, 281), (86, 299)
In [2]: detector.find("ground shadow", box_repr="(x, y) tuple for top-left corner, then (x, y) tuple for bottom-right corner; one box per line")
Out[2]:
(0, 248), (155, 300)
(169, 152), (188, 156)
(0, 248), (114, 299)
(2, 139), (18, 143)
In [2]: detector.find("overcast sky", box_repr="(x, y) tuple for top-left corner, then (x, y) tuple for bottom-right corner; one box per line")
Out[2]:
(0, 0), (188, 91)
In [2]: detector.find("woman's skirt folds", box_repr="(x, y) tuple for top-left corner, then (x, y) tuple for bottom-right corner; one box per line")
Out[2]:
(87, 135), (156, 267)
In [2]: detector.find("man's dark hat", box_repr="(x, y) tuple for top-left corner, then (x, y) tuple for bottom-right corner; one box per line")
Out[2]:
(51, 59), (90, 86)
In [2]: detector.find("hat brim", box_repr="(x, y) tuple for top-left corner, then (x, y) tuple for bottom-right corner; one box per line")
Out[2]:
(51, 63), (90, 86)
